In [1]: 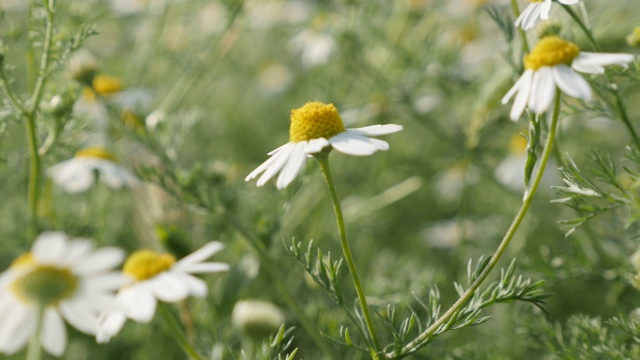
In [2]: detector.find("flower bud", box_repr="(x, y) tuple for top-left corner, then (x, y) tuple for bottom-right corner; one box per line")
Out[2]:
(68, 50), (98, 86)
(232, 299), (285, 341)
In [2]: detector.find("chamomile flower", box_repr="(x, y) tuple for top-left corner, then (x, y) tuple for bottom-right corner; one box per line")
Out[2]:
(515, 0), (579, 31)
(501, 36), (635, 121)
(245, 102), (403, 189)
(97, 242), (229, 343)
(0, 232), (126, 356)
(47, 147), (139, 194)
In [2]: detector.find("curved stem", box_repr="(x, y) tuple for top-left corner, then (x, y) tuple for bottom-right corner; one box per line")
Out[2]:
(158, 302), (204, 360)
(316, 154), (382, 359)
(394, 93), (562, 357)
(560, 4), (600, 51)
(26, 304), (45, 360)
(510, 0), (529, 54)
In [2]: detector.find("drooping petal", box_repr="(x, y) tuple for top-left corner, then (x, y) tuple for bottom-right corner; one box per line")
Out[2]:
(148, 273), (189, 302)
(276, 141), (308, 189)
(330, 132), (389, 156)
(59, 299), (98, 335)
(515, 3), (542, 30)
(347, 124), (404, 136)
(118, 285), (157, 323)
(96, 311), (127, 344)
(540, 0), (553, 20)
(0, 301), (34, 355)
(177, 262), (230, 274)
(504, 70), (534, 121)
(255, 142), (298, 187)
(529, 67), (556, 114)
(172, 272), (208, 297)
(553, 65), (592, 99)
(572, 52), (635, 74)
(40, 308), (67, 357)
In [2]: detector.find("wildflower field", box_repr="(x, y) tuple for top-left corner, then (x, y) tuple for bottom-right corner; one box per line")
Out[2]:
(1, 0), (640, 359)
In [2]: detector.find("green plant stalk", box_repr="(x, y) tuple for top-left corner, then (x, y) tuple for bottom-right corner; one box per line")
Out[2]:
(510, 0), (529, 53)
(24, 0), (56, 235)
(159, 302), (204, 360)
(395, 92), (562, 357)
(316, 154), (382, 359)
(561, 4), (640, 147)
(26, 304), (45, 360)
(221, 210), (338, 359)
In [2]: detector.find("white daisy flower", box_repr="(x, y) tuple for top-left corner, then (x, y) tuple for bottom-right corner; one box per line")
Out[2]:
(245, 102), (403, 189)
(501, 35), (635, 121)
(0, 232), (126, 357)
(47, 147), (139, 194)
(97, 242), (229, 343)
(515, 0), (579, 31)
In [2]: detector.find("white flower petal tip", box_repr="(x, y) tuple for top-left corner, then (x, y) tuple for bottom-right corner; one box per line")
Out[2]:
(0, 232), (124, 356)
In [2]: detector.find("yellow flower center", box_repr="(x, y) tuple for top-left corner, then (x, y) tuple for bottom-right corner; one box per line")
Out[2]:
(10, 260), (78, 305)
(123, 250), (176, 281)
(524, 36), (580, 70)
(92, 75), (123, 95)
(75, 147), (117, 162)
(289, 102), (346, 142)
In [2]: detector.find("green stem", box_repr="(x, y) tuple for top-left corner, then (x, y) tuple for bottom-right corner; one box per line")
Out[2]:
(561, 4), (600, 51)
(158, 302), (204, 360)
(394, 92), (562, 357)
(316, 154), (382, 359)
(221, 211), (338, 359)
(26, 304), (45, 360)
(24, 0), (56, 235)
(510, 0), (530, 54)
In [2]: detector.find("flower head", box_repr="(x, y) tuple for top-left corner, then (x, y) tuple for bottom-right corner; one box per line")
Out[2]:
(46, 147), (139, 193)
(501, 36), (635, 121)
(0, 232), (126, 356)
(245, 101), (403, 189)
(97, 242), (229, 343)
(515, 0), (579, 31)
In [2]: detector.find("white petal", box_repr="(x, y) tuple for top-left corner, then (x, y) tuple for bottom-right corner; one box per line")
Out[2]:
(529, 67), (556, 114)
(0, 301), (34, 354)
(276, 141), (307, 189)
(348, 124), (403, 136)
(98, 163), (139, 190)
(177, 262), (230, 274)
(177, 242), (224, 267)
(47, 160), (97, 193)
(540, 0), (552, 20)
(304, 138), (330, 153)
(32, 232), (69, 264)
(62, 240), (94, 266)
(74, 247), (125, 276)
(330, 132), (389, 156)
(572, 52), (635, 74)
(256, 143), (297, 187)
(84, 273), (131, 293)
(245, 143), (289, 181)
(149, 273), (189, 302)
(172, 273), (208, 297)
(118, 285), (157, 323)
(515, 4), (542, 30)
(558, 0), (579, 4)
(505, 70), (534, 121)
(40, 308), (67, 357)
(96, 311), (127, 343)
(59, 300), (98, 334)
(553, 65), (592, 99)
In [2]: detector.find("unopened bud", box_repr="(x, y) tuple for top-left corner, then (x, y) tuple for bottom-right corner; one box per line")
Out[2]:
(68, 50), (98, 86)
(232, 300), (285, 341)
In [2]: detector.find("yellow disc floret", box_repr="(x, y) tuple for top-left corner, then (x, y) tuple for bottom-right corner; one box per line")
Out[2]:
(123, 250), (176, 281)
(524, 36), (580, 70)
(289, 102), (346, 142)
(11, 265), (78, 305)
(75, 147), (117, 162)
(92, 75), (123, 95)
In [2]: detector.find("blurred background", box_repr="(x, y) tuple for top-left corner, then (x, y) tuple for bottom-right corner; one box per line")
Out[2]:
(1, 0), (640, 358)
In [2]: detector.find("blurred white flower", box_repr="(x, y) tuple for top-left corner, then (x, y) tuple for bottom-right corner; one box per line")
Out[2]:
(97, 242), (229, 343)
(47, 147), (139, 193)
(515, 0), (579, 30)
(257, 62), (294, 94)
(0, 232), (126, 356)
(245, 102), (402, 189)
(232, 300), (285, 340)
(502, 36), (634, 121)
(289, 29), (338, 68)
